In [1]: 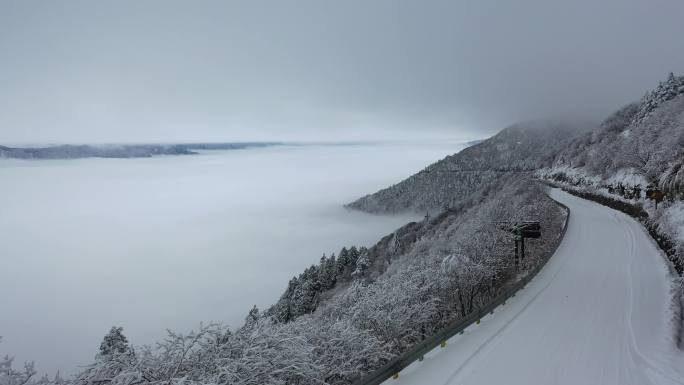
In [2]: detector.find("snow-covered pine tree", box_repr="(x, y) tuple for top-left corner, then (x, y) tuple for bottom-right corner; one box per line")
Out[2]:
(321, 253), (337, 290)
(336, 247), (350, 275)
(348, 246), (361, 266)
(0, 337), (37, 385)
(352, 252), (371, 278)
(98, 326), (131, 359)
(245, 305), (260, 326)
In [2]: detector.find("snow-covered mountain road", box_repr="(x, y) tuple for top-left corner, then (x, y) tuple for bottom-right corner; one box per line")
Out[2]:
(384, 188), (684, 385)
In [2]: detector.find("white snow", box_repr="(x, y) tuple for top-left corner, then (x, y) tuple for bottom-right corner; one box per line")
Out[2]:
(536, 165), (602, 186)
(383, 189), (684, 385)
(662, 202), (684, 244)
(607, 168), (650, 188)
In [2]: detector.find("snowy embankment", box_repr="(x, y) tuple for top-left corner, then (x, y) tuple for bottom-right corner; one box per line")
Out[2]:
(383, 189), (684, 385)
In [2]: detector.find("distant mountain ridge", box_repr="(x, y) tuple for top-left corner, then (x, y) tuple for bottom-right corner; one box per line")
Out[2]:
(0, 142), (281, 159)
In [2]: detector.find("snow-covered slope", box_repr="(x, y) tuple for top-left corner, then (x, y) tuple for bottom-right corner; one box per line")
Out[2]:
(383, 189), (684, 385)
(540, 73), (684, 282)
(347, 120), (590, 214)
(551, 73), (684, 190)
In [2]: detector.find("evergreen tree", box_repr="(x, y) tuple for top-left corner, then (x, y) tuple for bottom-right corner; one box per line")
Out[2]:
(53, 371), (63, 385)
(275, 277), (299, 322)
(98, 326), (130, 359)
(323, 253), (338, 289)
(349, 246), (361, 266)
(246, 305), (260, 326)
(336, 247), (350, 274)
(352, 252), (371, 277)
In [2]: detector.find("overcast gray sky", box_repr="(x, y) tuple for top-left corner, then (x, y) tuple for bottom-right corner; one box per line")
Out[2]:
(1, 0), (683, 143)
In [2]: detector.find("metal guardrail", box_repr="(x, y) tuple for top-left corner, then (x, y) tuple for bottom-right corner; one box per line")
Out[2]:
(352, 199), (571, 385)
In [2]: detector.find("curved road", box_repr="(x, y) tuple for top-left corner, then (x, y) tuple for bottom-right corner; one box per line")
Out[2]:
(385, 189), (684, 385)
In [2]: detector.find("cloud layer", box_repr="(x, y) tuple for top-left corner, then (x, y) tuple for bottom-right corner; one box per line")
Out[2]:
(1, 0), (683, 142)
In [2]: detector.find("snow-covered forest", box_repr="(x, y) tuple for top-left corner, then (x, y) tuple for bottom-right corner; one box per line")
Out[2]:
(347, 120), (591, 214)
(3, 73), (684, 385)
(2, 180), (566, 385)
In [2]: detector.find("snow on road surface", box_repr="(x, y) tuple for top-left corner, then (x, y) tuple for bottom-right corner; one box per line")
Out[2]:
(385, 189), (684, 385)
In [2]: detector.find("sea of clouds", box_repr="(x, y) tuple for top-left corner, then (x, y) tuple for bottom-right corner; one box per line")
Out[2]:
(0, 141), (466, 375)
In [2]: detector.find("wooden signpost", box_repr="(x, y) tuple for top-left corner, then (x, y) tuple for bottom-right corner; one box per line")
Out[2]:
(514, 221), (540, 267)
(497, 220), (541, 268)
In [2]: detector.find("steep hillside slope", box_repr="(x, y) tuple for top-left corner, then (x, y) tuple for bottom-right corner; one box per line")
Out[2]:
(31, 128), (570, 385)
(348, 121), (590, 214)
(57, 177), (565, 385)
(539, 74), (684, 346)
(381, 190), (684, 385)
(541, 73), (684, 274)
(550, 73), (684, 190)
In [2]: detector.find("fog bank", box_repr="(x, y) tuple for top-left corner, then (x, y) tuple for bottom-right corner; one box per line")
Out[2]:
(0, 142), (465, 376)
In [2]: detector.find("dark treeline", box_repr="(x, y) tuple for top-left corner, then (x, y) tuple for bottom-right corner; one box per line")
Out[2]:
(269, 245), (367, 323)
